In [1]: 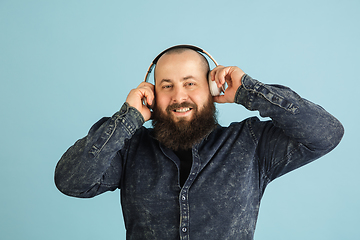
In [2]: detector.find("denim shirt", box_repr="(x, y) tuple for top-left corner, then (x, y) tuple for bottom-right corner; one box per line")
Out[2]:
(55, 75), (344, 240)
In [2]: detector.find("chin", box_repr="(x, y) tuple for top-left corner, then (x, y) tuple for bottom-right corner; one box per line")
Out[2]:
(172, 114), (194, 123)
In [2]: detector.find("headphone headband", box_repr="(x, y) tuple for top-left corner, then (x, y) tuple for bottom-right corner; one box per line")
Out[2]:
(144, 45), (218, 82)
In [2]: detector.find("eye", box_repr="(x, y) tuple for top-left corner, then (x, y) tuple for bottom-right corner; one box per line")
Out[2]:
(185, 82), (195, 87)
(162, 84), (173, 89)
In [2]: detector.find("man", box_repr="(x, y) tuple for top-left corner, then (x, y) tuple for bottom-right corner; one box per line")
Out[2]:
(55, 46), (344, 240)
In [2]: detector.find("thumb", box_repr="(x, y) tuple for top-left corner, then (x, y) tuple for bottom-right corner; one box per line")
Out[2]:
(212, 95), (227, 104)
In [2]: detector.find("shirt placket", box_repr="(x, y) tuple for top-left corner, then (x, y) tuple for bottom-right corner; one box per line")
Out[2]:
(179, 148), (200, 240)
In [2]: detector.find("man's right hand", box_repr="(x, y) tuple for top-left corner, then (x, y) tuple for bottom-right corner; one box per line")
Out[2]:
(126, 82), (155, 122)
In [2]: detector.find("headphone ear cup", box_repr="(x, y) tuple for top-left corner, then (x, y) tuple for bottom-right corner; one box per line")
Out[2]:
(208, 71), (222, 96)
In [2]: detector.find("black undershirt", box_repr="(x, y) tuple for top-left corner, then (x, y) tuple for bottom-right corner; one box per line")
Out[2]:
(174, 149), (192, 187)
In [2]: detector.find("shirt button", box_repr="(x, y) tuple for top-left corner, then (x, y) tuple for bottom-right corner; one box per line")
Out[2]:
(182, 195), (186, 201)
(182, 227), (187, 232)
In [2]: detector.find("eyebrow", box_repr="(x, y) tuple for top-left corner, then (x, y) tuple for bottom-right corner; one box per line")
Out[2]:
(159, 76), (196, 84)
(182, 75), (195, 81)
(159, 79), (172, 85)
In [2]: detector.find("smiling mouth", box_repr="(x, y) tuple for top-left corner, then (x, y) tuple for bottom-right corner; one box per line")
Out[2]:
(167, 103), (196, 115)
(173, 107), (192, 113)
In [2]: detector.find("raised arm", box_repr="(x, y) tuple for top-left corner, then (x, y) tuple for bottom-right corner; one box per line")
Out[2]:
(54, 82), (154, 198)
(211, 66), (344, 179)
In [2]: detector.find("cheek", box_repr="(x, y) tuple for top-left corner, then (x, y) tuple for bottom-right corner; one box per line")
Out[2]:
(192, 90), (211, 109)
(155, 95), (169, 111)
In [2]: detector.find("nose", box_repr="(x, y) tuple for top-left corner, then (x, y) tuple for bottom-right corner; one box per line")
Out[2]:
(172, 86), (188, 103)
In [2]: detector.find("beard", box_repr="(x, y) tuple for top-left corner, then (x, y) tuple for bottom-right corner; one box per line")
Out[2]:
(151, 95), (217, 151)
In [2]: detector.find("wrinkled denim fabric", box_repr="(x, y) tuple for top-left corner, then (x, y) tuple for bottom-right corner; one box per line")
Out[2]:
(55, 75), (344, 240)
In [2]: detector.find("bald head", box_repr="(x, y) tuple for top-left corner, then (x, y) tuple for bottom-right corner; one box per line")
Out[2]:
(154, 48), (210, 84)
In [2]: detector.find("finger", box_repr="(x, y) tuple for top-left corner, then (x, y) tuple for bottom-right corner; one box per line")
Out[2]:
(210, 65), (224, 83)
(215, 66), (230, 88)
(212, 95), (228, 104)
(141, 88), (155, 107)
(137, 82), (154, 91)
(138, 83), (155, 106)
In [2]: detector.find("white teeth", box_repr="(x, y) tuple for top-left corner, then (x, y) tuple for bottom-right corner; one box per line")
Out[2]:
(175, 108), (190, 113)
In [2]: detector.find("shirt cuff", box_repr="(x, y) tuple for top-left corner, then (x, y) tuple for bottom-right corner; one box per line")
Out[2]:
(114, 102), (145, 133)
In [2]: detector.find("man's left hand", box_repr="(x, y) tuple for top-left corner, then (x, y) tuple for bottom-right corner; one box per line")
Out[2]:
(209, 66), (245, 103)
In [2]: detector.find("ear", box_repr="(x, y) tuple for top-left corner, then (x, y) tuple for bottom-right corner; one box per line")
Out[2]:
(208, 71), (222, 96)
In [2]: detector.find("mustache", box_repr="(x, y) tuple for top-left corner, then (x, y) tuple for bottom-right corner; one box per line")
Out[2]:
(166, 102), (197, 112)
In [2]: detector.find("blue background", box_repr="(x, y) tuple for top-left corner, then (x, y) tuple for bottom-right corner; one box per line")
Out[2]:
(1, 0), (359, 239)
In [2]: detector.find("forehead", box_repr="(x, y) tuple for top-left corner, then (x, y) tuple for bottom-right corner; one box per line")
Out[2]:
(154, 50), (208, 83)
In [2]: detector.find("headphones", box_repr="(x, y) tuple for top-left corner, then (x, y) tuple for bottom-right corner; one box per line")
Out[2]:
(144, 44), (224, 96)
